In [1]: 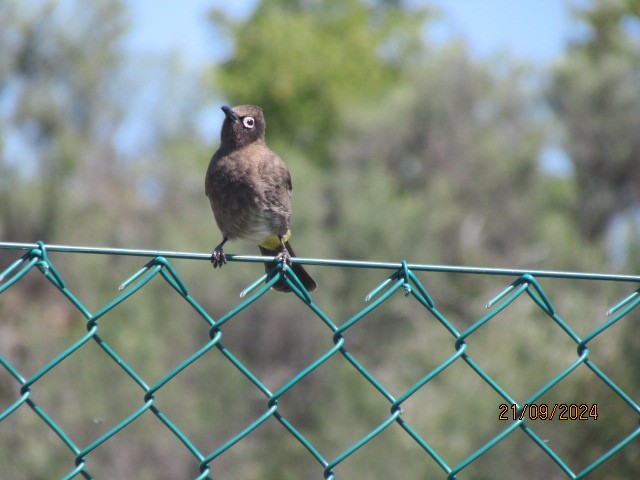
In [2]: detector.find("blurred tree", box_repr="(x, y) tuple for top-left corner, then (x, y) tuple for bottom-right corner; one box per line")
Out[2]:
(0, 0), (210, 249)
(323, 44), (555, 340)
(0, 0), (130, 242)
(549, 0), (640, 242)
(548, 5), (640, 479)
(0, 2), (215, 478)
(332, 47), (545, 268)
(209, 0), (427, 167)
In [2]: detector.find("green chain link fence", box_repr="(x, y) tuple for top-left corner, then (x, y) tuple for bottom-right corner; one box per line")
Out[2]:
(0, 241), (639, 479)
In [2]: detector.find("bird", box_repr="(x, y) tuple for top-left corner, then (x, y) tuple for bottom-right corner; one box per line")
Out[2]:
(205, 105), (317, 293)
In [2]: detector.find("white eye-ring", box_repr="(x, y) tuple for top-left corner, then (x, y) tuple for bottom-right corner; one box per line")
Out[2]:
(243, 116), (255, 129)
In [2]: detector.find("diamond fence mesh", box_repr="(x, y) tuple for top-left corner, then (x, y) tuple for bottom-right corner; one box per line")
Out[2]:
(0, 241), (639, 479)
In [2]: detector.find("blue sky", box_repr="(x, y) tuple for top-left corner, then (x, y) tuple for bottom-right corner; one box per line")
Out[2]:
(427, 0), (580, 62)
(126, 0), (583, 67)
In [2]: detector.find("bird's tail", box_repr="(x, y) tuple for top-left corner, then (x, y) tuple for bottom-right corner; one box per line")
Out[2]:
(259, 241), (317, 293)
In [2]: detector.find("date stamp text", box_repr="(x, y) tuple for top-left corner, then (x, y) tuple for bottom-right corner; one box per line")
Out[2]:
(498, 403), (598, 421)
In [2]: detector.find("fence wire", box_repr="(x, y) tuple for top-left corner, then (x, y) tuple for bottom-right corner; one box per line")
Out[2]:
(0, 241), (639, 479)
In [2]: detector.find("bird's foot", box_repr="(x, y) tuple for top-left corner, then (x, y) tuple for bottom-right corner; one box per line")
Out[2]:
(275, 248), (292, 272)
(211, 245), (227, 268)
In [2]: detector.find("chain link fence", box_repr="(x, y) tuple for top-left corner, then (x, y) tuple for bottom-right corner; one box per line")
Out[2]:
(0, 241), (639, 479)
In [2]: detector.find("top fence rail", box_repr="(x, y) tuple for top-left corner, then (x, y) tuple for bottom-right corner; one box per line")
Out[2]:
(3, 241), (640, 282)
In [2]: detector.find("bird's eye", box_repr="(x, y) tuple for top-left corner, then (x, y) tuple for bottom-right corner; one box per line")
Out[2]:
(243, 116), (255, 129)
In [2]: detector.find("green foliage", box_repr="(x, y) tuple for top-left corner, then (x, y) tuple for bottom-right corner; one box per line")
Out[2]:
(330, 47), (545, 268)
(573, 0), (640, 56)
(0, 0), (129, 242)
(549, 0), (640, 241)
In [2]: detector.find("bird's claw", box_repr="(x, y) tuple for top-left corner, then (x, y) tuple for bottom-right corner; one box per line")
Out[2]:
(211, 246), (227, 268)
(275, 249), (292, 272)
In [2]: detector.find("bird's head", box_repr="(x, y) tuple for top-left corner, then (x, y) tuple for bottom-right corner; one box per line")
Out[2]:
(220, 105), (265, 148)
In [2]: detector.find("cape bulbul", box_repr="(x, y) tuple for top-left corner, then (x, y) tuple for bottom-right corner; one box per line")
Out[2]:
(205, 105), (317, 293)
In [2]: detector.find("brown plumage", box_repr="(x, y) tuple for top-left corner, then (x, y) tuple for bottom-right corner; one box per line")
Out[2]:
(205, 105), (317, 293)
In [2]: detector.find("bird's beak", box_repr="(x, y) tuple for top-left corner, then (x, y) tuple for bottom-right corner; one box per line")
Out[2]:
(221, 106), (239, 123)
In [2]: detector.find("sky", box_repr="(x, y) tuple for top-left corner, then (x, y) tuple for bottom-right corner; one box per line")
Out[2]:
(126, 0), (584, 67)
(428, 0), (580, 62)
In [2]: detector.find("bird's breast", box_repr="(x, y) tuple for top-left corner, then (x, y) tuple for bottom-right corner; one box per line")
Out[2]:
(206, 147), (291, 242)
